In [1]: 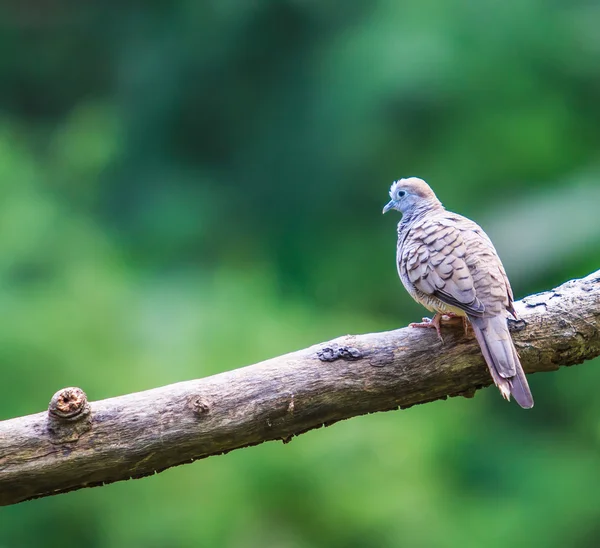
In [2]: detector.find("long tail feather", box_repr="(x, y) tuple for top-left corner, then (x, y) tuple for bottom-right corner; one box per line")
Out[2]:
(469, 315), (534, 409)
(507, 343), (534, 408)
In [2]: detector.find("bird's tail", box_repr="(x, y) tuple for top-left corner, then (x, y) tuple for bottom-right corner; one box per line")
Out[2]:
(469, 315), (534, 409)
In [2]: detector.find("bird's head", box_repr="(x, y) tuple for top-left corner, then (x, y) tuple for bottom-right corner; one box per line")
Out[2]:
(382, 177), (442, 216)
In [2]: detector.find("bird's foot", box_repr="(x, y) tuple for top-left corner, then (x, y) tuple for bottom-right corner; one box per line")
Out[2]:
(461, 316), (470, 336)
(440, 313), (471, 336)
(409, 313), (470, 341)
(409, 314), (444, 342)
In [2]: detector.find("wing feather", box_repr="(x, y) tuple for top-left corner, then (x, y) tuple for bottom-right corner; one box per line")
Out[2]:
(404, 218), (486, 316)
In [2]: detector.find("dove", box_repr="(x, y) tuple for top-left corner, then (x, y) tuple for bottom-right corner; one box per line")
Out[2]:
(383, 177), (534, 408)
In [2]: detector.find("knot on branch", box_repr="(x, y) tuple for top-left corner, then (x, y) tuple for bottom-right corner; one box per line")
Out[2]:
(508, 318), (527, 333)
(47, 387), (92, 443)
(187, 395), (210, 416)
(49, 387), (89, 419)
(317, 344), (362, 362)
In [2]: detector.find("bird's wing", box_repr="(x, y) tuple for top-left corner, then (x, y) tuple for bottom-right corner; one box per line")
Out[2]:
(458, 217), (516, 317)
(403, 215), (487, 317)
(465, 223), (517, 317)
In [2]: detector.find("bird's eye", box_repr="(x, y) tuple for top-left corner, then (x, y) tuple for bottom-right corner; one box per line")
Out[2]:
(397, 190), (406, 199)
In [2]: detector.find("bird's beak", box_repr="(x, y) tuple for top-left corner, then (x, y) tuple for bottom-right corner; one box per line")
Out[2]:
(382, 200), (396, 214)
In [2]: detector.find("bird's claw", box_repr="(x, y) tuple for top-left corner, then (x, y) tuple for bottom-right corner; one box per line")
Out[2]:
(409, 313), (471, 341)
(440, 313), (470, 336)
(409, 315), (444, 342)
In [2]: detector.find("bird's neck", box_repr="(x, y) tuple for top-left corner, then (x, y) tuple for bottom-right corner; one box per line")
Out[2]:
(400, 201), (445, 226)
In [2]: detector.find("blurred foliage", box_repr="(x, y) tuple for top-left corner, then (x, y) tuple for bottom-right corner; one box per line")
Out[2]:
(1, 1), (600, 547)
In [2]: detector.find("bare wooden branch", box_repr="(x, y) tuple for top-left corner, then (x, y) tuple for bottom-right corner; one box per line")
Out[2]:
(1, 271), (599, 506)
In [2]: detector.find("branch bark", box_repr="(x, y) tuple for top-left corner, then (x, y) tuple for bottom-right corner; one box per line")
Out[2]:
(1, 271), (599, 506)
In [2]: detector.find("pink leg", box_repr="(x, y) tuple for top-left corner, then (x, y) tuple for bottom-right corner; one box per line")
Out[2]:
(461, 316), (470, 335)
(442, 312), (470, 335)
(409, 313), (470, 341)
(409, 313), (444, 342)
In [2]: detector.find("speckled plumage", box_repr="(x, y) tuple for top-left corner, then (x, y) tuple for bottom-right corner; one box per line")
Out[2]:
(384, 177), (533, 408)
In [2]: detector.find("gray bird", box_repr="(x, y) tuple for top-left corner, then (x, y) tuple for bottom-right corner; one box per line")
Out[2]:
(383, 177), (533, 408)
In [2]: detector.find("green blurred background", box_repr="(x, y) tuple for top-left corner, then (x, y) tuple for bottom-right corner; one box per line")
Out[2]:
(1, 1), (600, 547)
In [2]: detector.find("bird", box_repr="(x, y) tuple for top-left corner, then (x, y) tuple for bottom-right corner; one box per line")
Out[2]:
(382, 177), (534, 408)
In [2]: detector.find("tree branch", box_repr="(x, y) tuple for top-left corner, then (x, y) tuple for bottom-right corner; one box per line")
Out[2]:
(1, 271), (599, 506)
